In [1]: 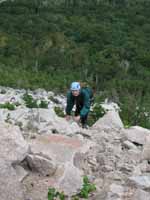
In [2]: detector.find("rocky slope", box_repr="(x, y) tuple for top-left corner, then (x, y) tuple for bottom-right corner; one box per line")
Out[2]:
(0, 86), (150, 200)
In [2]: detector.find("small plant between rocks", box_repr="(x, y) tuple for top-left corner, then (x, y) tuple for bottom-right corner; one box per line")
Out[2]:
(0, 102), (15, 110)
(40, 100), (48, 108)
(88, 104), (105, 126)
(23, 93), (39, 108)
(48, 176), (96, 200)
(48, 188), (65, 200)
(54, 106), (65, 117)
(23, 93), (48, 108)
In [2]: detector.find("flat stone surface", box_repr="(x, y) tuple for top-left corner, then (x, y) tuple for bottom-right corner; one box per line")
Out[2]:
(23, 134), (93, 198)
(29, 134), (83, 163)
(124, 126), (150, 145)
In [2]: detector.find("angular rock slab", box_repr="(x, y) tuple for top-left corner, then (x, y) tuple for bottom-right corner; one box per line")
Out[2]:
(142, 135), (150, 160)
(28, 134), (83, 163)
(26, 154), (57, 176)
(92, 110), (123, 131)
(0, 123), (29, 200)
(124, 126), (150, 145)
(0, 123), (29, 163)
(129, 176), (150, 189)
(24, 134), (94, 197)
(0, 162), (25, 200)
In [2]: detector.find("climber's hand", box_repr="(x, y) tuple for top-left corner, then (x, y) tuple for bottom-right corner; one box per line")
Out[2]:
(65, 115), (71, 121)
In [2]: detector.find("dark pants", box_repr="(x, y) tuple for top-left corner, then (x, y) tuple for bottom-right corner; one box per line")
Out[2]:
(75, 105), (88, 126)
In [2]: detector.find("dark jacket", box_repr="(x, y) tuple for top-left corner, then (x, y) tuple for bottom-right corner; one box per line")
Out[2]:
(66, 88), (91, 117)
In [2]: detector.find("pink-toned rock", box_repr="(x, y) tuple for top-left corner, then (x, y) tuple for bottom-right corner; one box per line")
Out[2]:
(29, 134), (83, 163)
(23, 134), (94, 198)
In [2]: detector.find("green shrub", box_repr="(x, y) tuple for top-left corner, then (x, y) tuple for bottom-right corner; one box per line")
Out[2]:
(0, 102), (15, 110)
(23, 93), (38, 108)
(48, 188), (65, 200)
(23, 93), (49, 108)
(78, 176), (96, 199)
(88, 104), (105, 126)
(54, 106), (65, 117)
(47, 176), (96, 200)
(39, 100), (48, 108)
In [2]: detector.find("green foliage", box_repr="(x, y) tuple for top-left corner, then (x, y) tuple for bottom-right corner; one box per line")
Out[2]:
(54, 106), (65, 117)
(119, 94), (150, 129)
(0, 0), (150, 128)
(48, 188), (57, 200)
(48, 176), (96, 200)
(39, 100), (48, 108)
(0, 102), (15, 110)
(48, 188), (65, 200)
(78, 176), (96, 199)
(23, 92), (48, 108)
(88, 103), (105, 126)
(71, 197), (79, 200)
(23, 93), (38, 108)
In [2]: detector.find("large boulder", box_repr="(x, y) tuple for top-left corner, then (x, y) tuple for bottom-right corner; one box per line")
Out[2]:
(26, 154), (57, 176)
(0, 123), (29, 162)
(142, 135), (150, 160)
(129, 176), (150, 190)
(0, 123), (29, 200)
(92, 110), (124, 131)
(123, 126), (150, 145)
(0, 162), (25, 200)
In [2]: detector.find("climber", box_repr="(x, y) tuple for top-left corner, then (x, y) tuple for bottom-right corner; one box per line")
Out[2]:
(65, 81), (92, 129)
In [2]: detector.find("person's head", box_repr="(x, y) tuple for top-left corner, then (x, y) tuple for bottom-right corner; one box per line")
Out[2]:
(70, 82), (81, 96)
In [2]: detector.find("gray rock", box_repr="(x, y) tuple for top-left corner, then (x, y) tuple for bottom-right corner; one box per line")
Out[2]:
(26, 154), (57, 176)
(0, 123), (29, 163)
(92, 110), (123, 131)
(0, 123), (29, 200)
(0, 162), (25, 200)
(142, 135), (150, 160)
(57, 162), (83, 196)
(13, 165), (28, 182)
(124, 126), (150, 145)
(132, 189), (150, 200)
(129, 176), (150, 189)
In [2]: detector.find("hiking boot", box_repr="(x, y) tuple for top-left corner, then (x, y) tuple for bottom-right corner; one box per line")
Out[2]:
(82, 124), (89, 129)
